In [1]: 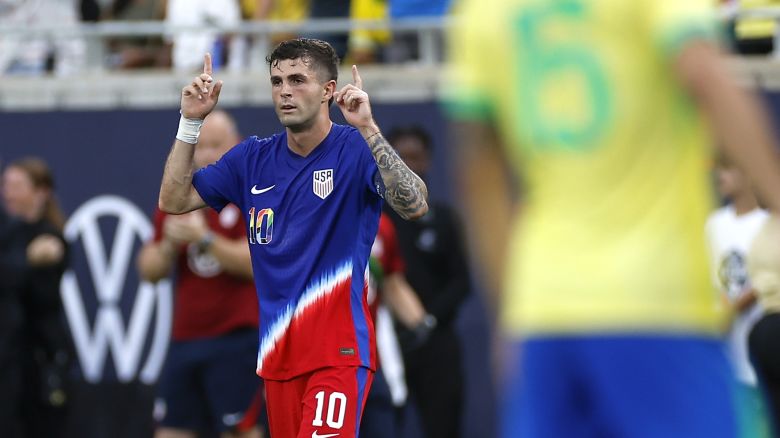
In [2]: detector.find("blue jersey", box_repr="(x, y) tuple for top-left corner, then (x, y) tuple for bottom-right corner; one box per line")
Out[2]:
(192, 123), (383, 380)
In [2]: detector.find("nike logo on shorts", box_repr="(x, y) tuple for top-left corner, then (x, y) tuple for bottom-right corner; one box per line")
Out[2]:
(311, 431), (339, 438)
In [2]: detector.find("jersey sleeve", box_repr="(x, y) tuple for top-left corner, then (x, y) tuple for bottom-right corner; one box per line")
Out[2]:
(444, 0), (498, 122)
(192, 138), (252, 212)
(356, 131), (385, 199)
(648, 0), (720, 56)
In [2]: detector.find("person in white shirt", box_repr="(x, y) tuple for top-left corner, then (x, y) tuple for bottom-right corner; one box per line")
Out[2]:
(0, 0), (85, 76)
(165, 0), (244, 72)
(706, 153), (771, 435)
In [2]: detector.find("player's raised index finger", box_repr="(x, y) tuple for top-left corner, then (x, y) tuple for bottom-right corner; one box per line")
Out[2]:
(352, 65), (362, 89)
(204, 53), (212, 76)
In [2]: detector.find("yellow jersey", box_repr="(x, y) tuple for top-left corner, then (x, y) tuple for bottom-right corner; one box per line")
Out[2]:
(448, 0), (725, 335)
(242, 0), (309, 21)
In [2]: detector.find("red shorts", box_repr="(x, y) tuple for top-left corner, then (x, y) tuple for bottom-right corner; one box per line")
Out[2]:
(264, 366), (374, 438)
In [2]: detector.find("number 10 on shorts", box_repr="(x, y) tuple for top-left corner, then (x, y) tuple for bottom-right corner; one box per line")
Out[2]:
(313, 391), (346, 429)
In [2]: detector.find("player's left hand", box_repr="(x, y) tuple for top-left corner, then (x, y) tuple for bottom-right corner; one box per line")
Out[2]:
(334, 65), (374, 129)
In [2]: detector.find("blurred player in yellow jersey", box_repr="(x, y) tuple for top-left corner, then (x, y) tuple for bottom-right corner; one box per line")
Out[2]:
(447, 0), (780, 437)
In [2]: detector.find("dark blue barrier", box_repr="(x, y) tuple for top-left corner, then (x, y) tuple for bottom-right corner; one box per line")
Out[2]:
(0, 103), (496, 438)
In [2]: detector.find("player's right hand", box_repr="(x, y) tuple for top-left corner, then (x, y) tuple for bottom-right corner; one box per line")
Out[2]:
(181, 53), (223, 120)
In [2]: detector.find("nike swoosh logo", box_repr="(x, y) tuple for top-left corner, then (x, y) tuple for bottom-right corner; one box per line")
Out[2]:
(311, 432), (339, 438)
(251, 185), (275, 195)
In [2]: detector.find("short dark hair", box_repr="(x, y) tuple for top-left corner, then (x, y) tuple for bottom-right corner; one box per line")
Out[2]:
(266, 38), (339, 84)
(386, 125), (433, 153)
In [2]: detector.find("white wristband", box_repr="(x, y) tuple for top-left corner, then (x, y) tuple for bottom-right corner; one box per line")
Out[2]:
(176, 115), (204, 144)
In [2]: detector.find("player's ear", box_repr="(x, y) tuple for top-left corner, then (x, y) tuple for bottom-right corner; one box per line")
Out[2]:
(323, 80), (336, 104)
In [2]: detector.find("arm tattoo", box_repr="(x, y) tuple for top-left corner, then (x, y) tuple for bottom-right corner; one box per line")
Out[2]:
(367, 132), (428, 219)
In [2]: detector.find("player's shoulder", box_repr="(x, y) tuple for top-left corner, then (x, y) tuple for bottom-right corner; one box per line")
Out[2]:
(329, 124), (371, 157)
(227, 133), (284, 162)
(331, 123), (362, 142)
(242, 133), (281, 150)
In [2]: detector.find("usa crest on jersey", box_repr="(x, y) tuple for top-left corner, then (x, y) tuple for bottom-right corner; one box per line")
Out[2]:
(313, 169), (334, 199)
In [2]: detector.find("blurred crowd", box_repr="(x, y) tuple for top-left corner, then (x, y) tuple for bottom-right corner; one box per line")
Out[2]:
(0, 0), (452, 76)
(5, 0), (780, 77)
(4, 0), (780, 77)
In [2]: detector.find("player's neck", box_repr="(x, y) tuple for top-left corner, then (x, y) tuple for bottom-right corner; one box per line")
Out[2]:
(731, 192), (760, 216)
(286, 115), (332, 157)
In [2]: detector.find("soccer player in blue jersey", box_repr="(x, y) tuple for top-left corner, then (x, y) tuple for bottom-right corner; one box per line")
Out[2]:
(157, 38), (428, 438)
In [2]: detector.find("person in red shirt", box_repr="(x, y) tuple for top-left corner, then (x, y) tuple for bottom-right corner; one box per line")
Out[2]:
(137, 110), (263, 438)
(361, 212), (435, 438)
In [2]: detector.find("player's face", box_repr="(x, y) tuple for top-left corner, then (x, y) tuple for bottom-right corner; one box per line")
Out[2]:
(394, 135), (430, 177)
(270, 58), (333, 131)
(2, 166), (45, 221)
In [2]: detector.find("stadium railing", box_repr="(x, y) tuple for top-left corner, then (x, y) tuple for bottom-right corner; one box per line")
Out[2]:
(0, 18), (449, 72)
(2, 11), (780, 110)
(0, 17), (448, 109)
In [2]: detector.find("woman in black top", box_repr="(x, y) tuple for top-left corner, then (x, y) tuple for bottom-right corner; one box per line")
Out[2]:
(2, 157), (71, 438)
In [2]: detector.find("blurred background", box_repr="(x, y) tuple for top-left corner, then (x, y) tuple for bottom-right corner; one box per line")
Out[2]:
(1, 0), (780, 437)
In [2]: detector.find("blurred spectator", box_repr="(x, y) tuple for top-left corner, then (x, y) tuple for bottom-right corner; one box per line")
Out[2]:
(0, 0), (86, 76)
(385, 126), (470, 438)
(165, 0), (245, 71)
(383, 0), (451, 63)
(246, 0), (310, 25)
(104, 0), (169, 69)
(348, 0), (389, 64)
(389, 0), (449, 19)
(243, 0), (310, 69)
(748, 216), (780, 433)
(138, 110), (264, 438)
(79, 0), (100, 21)
(706, 153), (771, 437)
(729, 0), (780, 55)
(1, 157), (72, 438)
(305, 0), (351, 60)
(0, 185), (23, 436)
(361, 213), (431, 438)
